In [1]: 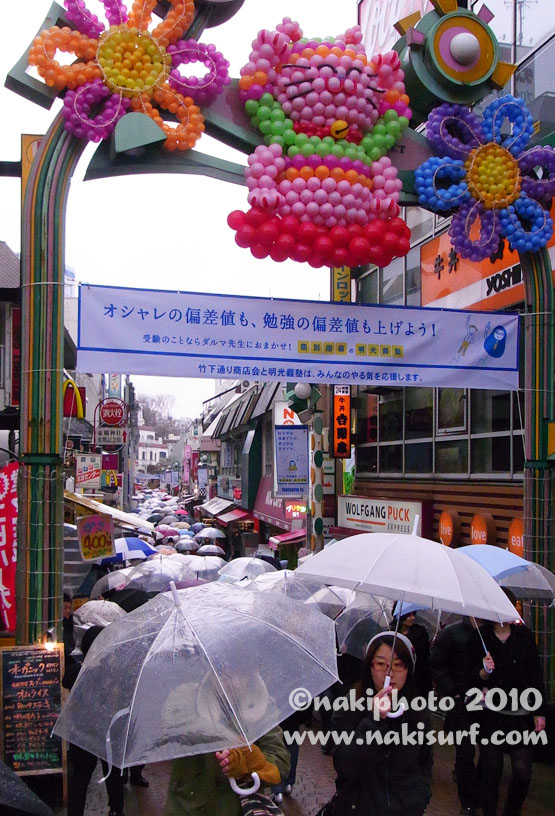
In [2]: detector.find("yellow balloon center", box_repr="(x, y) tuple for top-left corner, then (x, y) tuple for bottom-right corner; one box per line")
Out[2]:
(330, 119), (349, 140)
(465, 143), (521, 209)
(97, 25), (171, 97)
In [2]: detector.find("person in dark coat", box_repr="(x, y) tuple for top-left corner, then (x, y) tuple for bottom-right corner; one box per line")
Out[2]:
(466, 609), (546, 816)
(430, 618), (481, 815)
(393, 608), (433, 695)
(62, 593), (75, 663)
(328, 632), (432, 816)
(63, 626), (126, 816)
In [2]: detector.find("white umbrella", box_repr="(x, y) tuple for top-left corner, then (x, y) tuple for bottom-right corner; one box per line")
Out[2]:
(219, 557), (277, 583)
(197, 544), (226, 557)
(295, 533), (520, 623)
(194, 527), (226, 541)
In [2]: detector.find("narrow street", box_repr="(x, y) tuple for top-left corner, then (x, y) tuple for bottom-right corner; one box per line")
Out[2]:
(48, 728), (553, 816)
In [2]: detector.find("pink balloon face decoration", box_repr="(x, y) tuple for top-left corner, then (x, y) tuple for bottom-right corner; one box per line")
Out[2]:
(228, 18), (412, 268)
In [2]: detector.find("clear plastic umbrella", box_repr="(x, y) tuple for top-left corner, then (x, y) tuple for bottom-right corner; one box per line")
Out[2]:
(335, 593), (392, 659)
(197, 544), (226, 557)
(219, 557), (277, 583)
(124, 558), (195, 592)
(248, 571), (350, 619)
(90, 571), (133, 600)
(186, 556), (226, 581)
(53, 582), (338, 770)
(194, 527), (226, 541)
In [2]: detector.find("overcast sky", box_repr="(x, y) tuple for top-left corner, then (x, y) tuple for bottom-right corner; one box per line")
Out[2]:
(0, 0), (359, 418)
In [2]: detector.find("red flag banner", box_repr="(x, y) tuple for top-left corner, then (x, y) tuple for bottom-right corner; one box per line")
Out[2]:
(0, 462), (19, 632)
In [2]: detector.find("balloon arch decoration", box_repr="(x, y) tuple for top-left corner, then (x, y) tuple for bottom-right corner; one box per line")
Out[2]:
(7, 0), (555, 686)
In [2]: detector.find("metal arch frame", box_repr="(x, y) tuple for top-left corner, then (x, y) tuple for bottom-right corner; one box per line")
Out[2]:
(8, 2), (555, 698)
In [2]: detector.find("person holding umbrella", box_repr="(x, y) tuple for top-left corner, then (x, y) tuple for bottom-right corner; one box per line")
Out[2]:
(466, 590), (546, 816)
(165, 728), (290, 816)
(321, 632), (432, 816)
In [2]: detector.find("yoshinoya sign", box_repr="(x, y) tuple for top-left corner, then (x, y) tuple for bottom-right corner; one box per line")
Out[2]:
(77, 285), (520, 390)
(338, 496), (422, 535)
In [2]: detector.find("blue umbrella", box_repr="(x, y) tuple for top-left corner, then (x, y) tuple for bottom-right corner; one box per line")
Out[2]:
(101, 537), (158, 565)
(191, 522), (206, 533)
(457, 544), (555, 601)
(456, 545), (531, 581)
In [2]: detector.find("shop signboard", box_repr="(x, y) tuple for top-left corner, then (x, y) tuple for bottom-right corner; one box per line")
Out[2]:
(0, 463), (18, 632)
(332, 385), (351, 458)
(470, 513), (497, 546)
(332, 267), (351, 302)
(75, 453), (101, 488)
(76, 513), (115, 561)
(274, 425), (309, 498)
(0, 644), (64, 775)
(96, 427), (127, 446)
(507, 517), (524, 558)
(285, 501), (307, 522)
(338, 495), (422, 535)
(78, 285), (520, 391)
(273, 401), (301, 426)
(438, 509), (461, 547)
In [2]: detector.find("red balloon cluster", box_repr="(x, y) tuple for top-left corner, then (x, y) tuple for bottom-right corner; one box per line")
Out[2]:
(293, 121), (364, 144)
(227, 208), (411, 268)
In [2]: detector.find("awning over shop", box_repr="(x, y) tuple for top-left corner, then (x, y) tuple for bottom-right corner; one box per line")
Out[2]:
(217, 509), (255, 526)
(197, 496), (234, 516)
(253, 475), (291, 531)
(268, 529), (307, 547)
(64, 491), (154, 531)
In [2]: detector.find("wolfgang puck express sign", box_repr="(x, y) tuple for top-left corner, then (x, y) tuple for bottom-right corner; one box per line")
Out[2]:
(338, 496), (423, 535)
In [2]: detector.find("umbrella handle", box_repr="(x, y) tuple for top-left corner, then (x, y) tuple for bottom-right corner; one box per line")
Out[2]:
(228, 772), (261, 795)
(383, 675), (405, 719)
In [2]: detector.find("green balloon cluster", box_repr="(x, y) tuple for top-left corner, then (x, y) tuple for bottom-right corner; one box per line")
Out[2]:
(245, 93), (408, 165)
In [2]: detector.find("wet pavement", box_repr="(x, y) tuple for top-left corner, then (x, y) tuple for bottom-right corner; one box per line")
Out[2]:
(42, 722), (553, 816)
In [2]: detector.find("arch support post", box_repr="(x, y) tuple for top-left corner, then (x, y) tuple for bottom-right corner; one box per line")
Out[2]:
(16, 114), (86, 645)
(521, 247), (555, 698)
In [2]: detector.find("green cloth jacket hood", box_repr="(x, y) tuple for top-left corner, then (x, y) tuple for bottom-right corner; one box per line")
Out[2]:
(164, 726), (290, 816)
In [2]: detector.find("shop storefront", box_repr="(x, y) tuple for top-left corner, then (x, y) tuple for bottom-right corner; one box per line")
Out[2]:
(216, 508), (258, 558)
(253, 475), (307, 565)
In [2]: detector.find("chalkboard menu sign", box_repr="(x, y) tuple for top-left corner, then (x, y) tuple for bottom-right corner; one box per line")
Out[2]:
(0, 644), (64, 775)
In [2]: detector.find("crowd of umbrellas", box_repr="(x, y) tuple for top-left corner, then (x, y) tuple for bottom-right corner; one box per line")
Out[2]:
(50, 488), (555, 797)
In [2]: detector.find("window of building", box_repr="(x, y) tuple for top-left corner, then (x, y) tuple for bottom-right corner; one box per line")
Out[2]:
(405, 246), (421, 306)
(405, 388), (433, 439)
(141, 451), (146, 460)
(405, 207), (434, 244)
(356, 385), (522, 479)
(379, 390), (403, 441)
(380, 257), (404, 305)
(358, 266), (379, 304)
(159, 451), (166, 459)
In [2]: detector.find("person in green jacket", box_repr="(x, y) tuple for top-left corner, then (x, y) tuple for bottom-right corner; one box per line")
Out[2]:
(164, 726), (290, 816)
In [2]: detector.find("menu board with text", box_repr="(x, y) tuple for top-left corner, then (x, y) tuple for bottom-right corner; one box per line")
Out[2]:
(0, 645), (64, 775)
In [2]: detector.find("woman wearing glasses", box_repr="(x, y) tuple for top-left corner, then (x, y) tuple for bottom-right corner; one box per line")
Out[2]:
(320, 631), (433, 816)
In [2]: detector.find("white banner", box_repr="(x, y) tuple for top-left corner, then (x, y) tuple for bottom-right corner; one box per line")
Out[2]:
(77, 285), (519, 390)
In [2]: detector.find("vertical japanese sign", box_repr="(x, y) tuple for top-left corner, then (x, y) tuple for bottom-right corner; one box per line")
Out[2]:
(332, 266), (351, 302)
(274, 425), (309, 497)
(76, 513), (115, 561)
(333, 386), (351, 459)
(10, 307), (21, 407)
(0, 463), (18, 632)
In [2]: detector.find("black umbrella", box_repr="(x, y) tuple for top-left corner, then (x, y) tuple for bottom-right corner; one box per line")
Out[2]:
(103, 587), (150, 612)
(0, 761), (55, 816)
(255, 553), (282, 569)
(147, 514), (163, 523)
